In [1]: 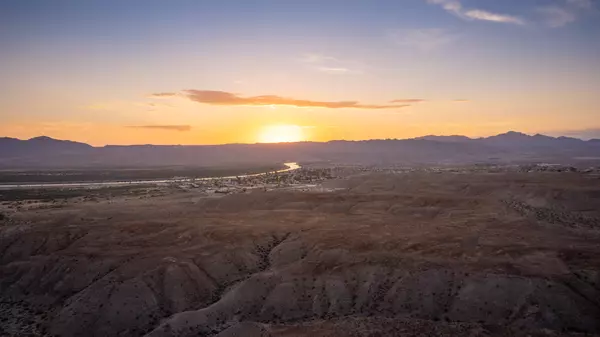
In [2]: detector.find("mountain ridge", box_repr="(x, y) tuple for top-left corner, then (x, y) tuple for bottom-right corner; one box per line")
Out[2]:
(1, 131), (598, 148)
(1, 132), (599, 168)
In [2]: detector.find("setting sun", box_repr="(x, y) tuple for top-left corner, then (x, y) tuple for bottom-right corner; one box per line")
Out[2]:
(258, 125), (305, 143)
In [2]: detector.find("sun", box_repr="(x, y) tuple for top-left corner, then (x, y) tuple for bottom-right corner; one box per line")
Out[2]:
(258, 124), (305, 143)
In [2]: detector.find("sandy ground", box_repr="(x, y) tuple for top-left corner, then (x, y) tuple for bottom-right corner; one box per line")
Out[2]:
(1, 169), (600, 336)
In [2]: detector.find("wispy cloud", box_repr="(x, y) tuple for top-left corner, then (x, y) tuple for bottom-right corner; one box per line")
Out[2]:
(127, 125), (192, 131)
(301, 54), (339, 64)
(536, 6), (576, 27)
(389, 28), (459, 51)
(536, 0), (594, 27)
(567, 0), (593, 10)
(316, 67), (351, 74)
(158, 90), (411, 110)
(462, 9), (525, 25)
(427, 0), (525, 25)
(149, 92), (176, 97)
(300, 53), (362, 74)
(145, 102), (174, 108)
(390, 98), (469, 104)
(390, 99), (426, 103)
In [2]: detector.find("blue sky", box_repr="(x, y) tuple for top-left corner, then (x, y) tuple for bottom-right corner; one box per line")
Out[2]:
(1, 0), (599, 144)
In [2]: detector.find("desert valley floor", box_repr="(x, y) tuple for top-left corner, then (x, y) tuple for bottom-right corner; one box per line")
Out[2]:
(1, 167), (600, 336)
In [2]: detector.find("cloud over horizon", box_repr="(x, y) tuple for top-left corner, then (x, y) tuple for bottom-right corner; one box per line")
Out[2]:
(154, 90), (412, 109)
(127, 125), (192, 131)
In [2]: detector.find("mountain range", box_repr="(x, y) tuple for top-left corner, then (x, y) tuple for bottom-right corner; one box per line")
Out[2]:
(1, 132), (600, 168)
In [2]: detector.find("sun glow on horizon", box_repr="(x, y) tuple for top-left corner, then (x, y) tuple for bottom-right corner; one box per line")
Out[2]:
(258, 124), (306, 143)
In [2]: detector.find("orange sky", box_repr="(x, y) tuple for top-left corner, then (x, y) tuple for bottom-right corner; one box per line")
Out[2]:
(2, 1), (600, 145)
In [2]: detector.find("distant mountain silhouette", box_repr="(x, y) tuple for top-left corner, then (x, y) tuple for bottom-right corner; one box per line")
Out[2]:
(0, 136), (92, 159)
(483, 131), (530, 142)
(1, 133), (599, 168)
(414, 135), (472, 142)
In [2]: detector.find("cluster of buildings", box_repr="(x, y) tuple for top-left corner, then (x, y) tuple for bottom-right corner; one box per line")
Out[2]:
(176, 168), (335, 194)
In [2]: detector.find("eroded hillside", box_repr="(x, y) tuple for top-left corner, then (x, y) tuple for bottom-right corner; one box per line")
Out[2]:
(1, 170), (600, 336)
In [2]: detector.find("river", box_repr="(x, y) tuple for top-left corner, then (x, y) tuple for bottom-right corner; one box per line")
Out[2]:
(0, 162), (300, 190)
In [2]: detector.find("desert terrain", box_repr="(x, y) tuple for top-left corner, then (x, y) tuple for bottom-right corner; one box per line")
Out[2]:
(4, 0), (600, 334)
(1, 165), (599, 336)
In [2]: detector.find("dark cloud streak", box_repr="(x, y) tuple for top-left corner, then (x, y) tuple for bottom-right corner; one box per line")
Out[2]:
(150, 92), (177, 97)
(390, 99), (426, 103)
(157, 90), (411, 109)
(127, 125), (191, 131)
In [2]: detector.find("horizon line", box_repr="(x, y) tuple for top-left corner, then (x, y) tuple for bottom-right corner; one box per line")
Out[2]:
(2, 131), (599, 147)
